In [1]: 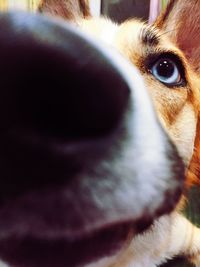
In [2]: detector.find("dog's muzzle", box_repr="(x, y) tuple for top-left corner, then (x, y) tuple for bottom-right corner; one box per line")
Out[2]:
(0, 12), (185, 267)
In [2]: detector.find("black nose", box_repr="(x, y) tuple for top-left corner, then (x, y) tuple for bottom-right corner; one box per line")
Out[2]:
(0, 12), (129, 140)
(0, 11), (133, 198)
(0, 12), (185, 267)
(0, 12), (184, 218)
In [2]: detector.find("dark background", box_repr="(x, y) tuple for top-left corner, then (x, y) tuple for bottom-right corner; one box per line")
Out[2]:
(101, 0), (149, 23)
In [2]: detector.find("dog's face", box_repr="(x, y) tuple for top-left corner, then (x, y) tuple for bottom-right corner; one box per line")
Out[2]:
(0, 1), (199, 267)
(79, 16), (200, 168)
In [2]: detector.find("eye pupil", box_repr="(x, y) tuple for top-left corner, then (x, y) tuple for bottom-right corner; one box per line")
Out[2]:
(157, 60), (174, 78)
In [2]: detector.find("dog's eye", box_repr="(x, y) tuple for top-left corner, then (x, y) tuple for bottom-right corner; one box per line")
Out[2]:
(150, 57), (183, 86)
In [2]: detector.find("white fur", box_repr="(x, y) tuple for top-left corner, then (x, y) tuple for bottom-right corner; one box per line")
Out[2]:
(84, 212), (200, 267)
(79, 18), (119, 47)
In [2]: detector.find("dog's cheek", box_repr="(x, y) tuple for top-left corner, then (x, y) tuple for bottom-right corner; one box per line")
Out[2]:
(141, 75), (196, 165)
(167, 103), (197, 166)
(143, 76), (188, 122)
(155, 103), (196, 166)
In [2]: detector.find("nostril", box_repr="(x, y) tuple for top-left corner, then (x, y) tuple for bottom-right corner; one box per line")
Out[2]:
(16, 51), (130, 140)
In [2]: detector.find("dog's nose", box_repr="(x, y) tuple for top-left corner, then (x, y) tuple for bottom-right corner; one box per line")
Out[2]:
(0, 13), (130, 140)
(0, 12), (185, 267)
(0, 12), (184, 237)
(0, 12), (184, 200)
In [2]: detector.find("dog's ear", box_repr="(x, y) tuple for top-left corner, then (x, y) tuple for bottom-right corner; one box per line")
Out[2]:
(37, 0), (91, 21)
(155, 0), (200, 73)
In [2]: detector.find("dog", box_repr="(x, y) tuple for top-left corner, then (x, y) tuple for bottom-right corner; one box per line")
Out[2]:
(37, 0), (200, 266)
(0, 0), (198, 267)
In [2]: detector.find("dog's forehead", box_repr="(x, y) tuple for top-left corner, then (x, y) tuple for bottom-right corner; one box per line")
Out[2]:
(79, 18), (182, 60)
(79, 17), (118, 46)
(115, 20), (180, 61)
(79, 18), (145, 48)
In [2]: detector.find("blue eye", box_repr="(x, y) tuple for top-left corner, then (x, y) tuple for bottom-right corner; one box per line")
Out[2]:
(151, 57), (182, 86)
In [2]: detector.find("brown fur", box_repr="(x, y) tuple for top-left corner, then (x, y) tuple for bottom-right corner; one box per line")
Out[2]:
(37, 0), (91, 20)
(155, 0), (200, 187)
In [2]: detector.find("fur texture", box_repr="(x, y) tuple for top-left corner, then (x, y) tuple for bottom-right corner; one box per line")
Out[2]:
(0, 0), (199, 267)
(39, 0), (200, 266)
(38, 0), (90, 20)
